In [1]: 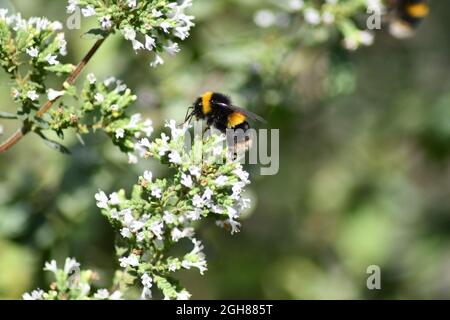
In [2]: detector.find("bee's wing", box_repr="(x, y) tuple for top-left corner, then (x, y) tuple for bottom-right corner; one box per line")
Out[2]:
(215, 102), (266, 123)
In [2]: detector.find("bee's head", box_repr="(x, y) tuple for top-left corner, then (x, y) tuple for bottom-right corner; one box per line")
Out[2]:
(184, 97), (204, 124)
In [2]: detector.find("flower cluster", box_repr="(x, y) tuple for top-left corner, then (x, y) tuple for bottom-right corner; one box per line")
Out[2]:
(47, 74), (154, 155)
(253, 0), (382, 50)
(23, 258), (122, 300)
(0, 9), (73, 120)
(67, 0), (195, 67)
(95, 121), (251, 299)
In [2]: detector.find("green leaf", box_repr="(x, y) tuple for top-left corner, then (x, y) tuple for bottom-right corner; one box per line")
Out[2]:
(36, 132), (71, 155)
(0, 111), (17, 119)
(83, 28), (109, 40)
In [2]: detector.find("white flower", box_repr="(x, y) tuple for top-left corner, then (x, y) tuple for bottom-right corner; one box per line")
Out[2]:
(132, 220), (145, 233)
(94, 289), (110, 299)
(64, 257), (80, 274)
(169, 151), (182, 164)
(81, 6), (96, 17)
(233, 167), (250, 184)
(163, 41), (180, 56)
(142, 119), (154, 137)
(27, 90), (39, 101)
(100, 16), (112, 30)
(115, 128), (125, 139)
(67, 0), (79, 14)
(123, 26), (136, 40)
(189, 166), (201, 178)
(138, 137), (152, 149)
(359, 31), (374, 46)
(43, 260), (58, 273)
(202, 188), (213, 201)
(152, 9), (163, 18)
(150, 54), (164, 68)
(151, 186), (162, 198)
(289, 0), (304, 10)
(187, 209), (201, 221)
(163, 211), (176, 224)
(304, 8), (321, 25)
(145, 35), (155, 51)
(192, 194), (205, 208)
(127, 113), (142, 129)
(132, 39), (144, 52)
(95, 190), (109, 209)
(141, 273), (153, 288)
(0, 125), (3, 135)
(215, 175), (228, 187)
(143, 170), (153, 182)
(23, 289), (44, 300)
(87, 73), (96, 84)
(127, 0), (137, 8)
(26, 47), (39, 58)
(181, 174), (193, 188)
(47, 89), (64, 101)
(150, 220), (164, 240)
(120, 228), (132, 238)
(109, 192), (121, 205)
(128, 152), (138, 164)
(254, 10), (276, 28)
(94, 93), (104, 103)
(119, 254), (140, 268)
(176, 290), (192, 300)
(109, 291), (123, 300)
(160, 21), (171, 33)
(45, 54), (59, 65)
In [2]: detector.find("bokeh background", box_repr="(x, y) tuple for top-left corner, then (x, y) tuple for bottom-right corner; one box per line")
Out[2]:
(1, 0), (450, 299)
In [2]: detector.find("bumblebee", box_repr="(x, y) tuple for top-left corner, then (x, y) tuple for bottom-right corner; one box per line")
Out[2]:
(184, 92), (265, 152)
(388, 0), (430, 38)
(184, 91), (265, 133)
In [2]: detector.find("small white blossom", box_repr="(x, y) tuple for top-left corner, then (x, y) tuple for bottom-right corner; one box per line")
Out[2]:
(115, 128), (125, 139)
(43, 260), (58, 273)
(150, 220), (164, 240)
(143, 170), (153, 182)
(26, 47), (39, 58)
(151, 186), (162, 198)
(81, 6), (96, 17)
(119, 254), (139, 268)
(64, 257), (80, 274)
(189, 166), (201, 178)
(27, 90), (39, 101)
(45, 54), (59, 65)
(109, 192), (121, 205)
(215, 175), (228, 187)
(169, 151), (182, 164)
(181, 174), (193, 188)
(95, 190), (109, 209)
(150, 54), (164, 68)
(94, 289), (110, 300)
(87, 73), (96, 84)
(23, 289), (44, 300)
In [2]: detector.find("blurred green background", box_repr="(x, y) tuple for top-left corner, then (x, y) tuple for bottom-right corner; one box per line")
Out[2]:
(1, 0), (450, 299)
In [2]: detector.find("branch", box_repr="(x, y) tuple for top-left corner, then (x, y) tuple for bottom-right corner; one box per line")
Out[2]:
(0, 37), (108, 154)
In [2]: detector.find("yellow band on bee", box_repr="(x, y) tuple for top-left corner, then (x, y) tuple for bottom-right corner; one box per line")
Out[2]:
(202, 91), (214, 115)
(228, 112), (247, 127)
(406, 3), (429, 18)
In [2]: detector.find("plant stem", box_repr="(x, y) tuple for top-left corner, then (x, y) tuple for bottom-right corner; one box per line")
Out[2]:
(0, 37), (108, 154)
